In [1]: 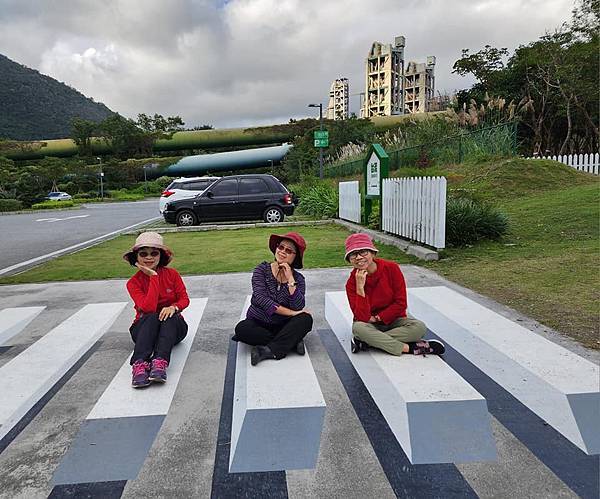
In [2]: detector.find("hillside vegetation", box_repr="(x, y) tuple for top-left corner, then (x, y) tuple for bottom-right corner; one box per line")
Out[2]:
(0, 53), (113, 140)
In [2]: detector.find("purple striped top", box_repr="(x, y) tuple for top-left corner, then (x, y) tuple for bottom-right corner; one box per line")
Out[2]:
(246, 261), (306, 326)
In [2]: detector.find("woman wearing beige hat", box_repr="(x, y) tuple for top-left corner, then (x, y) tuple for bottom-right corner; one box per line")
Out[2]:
(123, 232), (190, 388)
(344, 233), (445, 356)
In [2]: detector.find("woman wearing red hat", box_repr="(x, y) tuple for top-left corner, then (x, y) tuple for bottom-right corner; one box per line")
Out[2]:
(344, 233), (445, 356)
(234, 232), (312, 366)
(123, 232), (190, 388)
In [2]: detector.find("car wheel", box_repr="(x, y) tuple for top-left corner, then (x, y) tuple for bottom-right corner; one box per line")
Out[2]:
(176, 210), (197, 227)
(263, 206), (284, 223)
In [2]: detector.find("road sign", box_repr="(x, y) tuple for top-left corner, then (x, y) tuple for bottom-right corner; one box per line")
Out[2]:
(314, 130), (329, 148)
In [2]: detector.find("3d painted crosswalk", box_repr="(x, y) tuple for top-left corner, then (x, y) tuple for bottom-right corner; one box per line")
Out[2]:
(0, 306), (45, 345)
(230, 296), (326, 472)
(408, 286), (600, 455)
(325, 291), (497, 464)
(0, 303), (127, 444)
(1, 285), (598, 498)
(52, 298), (207, 486)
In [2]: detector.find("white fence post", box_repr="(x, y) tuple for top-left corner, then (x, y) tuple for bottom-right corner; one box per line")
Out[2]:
(381, 177), (446, 249)
(338, 181), (361, 223)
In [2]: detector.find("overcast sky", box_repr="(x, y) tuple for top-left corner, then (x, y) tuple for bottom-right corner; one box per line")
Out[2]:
(0, 0), (574, 129)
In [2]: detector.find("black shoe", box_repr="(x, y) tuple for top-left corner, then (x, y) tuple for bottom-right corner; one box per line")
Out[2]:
(408, 339), (445, 356)
(295, 340), (306, 356)
(351, 337), (369, 354)
(251, 345), (276, 366)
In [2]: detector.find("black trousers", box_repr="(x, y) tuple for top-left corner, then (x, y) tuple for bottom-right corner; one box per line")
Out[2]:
(129, 313), (188, 365)
(234, 312), (313, 358)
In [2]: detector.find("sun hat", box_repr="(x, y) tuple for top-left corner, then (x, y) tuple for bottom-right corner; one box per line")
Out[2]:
(269, 232), (307, 269)
(344, 233), (378, 261)
(122, 231), (173, 264)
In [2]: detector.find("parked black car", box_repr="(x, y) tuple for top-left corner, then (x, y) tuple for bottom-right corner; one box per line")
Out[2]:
(163, 174), (295, 226)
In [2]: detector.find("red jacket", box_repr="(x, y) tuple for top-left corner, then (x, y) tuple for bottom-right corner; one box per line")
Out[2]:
(126, 266), (190, 322)
(345, 258), (407, 325)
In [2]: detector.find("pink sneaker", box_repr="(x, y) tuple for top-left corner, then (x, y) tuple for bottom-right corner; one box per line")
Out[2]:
(149, 358), (168, 383)
(132, 360), (150, 388)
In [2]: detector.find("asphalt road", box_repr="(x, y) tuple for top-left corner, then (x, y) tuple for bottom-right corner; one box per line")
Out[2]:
(0, 200), (161, 275)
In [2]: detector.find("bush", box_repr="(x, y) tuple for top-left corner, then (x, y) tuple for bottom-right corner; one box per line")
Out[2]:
(367, 201), (380, 230)
(31, 200), (75, 210)
(446, 198), (509, 246)
(295, 182), (339, 218)
(0, 198), (23, 211)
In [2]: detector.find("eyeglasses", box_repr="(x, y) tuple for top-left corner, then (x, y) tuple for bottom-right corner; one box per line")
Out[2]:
(348, 249), (371, 260)
(138, 250), (160, 258)
(277, 244), (296, 255)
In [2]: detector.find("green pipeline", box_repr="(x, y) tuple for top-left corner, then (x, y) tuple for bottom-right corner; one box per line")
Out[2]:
(2, 114), (426, 160)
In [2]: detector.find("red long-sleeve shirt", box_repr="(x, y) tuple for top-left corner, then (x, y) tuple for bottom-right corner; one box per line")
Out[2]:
(345, 258), (407, 325)
(126, 266), (190, 323)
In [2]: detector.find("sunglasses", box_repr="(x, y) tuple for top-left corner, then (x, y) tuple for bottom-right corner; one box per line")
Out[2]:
(277, 244), (296, 255)
(348, 249), (371, 260)
(138, 250), (161, 258)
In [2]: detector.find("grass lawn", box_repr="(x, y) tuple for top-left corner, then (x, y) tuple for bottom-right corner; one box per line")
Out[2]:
(0, 224), (416, 283)
(424, 165), (599, 349)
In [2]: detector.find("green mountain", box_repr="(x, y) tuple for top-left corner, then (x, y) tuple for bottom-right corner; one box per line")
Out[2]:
(0, 53), (114, 140)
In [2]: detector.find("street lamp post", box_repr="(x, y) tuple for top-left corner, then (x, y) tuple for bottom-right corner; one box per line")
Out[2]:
(308, 103), (324, 179)
(96, 157), (104, 199)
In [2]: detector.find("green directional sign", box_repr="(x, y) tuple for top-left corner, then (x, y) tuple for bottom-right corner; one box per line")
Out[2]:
(313, 130), (329, 148)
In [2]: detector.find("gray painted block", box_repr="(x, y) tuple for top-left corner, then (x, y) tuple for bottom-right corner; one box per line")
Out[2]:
(229, 297), (326, 472)
(325, 291), (497, 464)
(52, 416), (164, 485)
(0, 306), (45, 345)
(409, 286), (600, 455)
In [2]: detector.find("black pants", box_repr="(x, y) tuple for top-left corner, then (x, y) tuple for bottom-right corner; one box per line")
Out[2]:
(234, 312), (313, 358)
(129, 313), (188, 365)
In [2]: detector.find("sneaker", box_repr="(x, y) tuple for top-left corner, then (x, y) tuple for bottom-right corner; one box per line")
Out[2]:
(351, 337), (369, 354)
(408, 339), (446, 356)
(132, 360), (150, 388)
(149, 357), (169, 383)
(295, 340), (306, 356)
(250, 345), (276, 366)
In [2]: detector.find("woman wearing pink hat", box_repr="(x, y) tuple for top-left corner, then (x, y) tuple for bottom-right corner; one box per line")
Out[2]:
(123, 232), (190, 387)
(344, 233), (445, 356)
(233, 232), (312, 366)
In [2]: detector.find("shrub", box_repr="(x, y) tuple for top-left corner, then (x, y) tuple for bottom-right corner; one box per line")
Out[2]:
(31, 200), (75, 210)
(367, 201), (380, 230)
(295, 182), (339, 218)
(446, 198), (509, 246)
(0, 198), (23, 211)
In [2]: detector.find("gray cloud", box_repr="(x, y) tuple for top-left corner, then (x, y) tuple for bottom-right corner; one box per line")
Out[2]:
(0, 0), (574, 129)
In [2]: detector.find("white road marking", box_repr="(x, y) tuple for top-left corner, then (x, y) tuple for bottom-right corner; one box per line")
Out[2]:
(0, 216), (161, 277)
(36, 215), (90, 223)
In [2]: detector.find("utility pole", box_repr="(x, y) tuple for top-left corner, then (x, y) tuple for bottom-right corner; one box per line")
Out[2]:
(308, 103), (325, 178)
(96, 157), (104, 199)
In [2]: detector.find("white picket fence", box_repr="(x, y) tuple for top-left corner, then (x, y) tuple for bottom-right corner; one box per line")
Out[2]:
(382, 177), (446, 249)
(528, 153), (599, 175)
(338, 181), (361, 223)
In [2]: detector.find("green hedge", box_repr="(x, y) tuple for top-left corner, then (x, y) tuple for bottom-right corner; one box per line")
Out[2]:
(446, 198), (509, 246)
(0, 198), (23, 212)
(31, 200), (75, 210)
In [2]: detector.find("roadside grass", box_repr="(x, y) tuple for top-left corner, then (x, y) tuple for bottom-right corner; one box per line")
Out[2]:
(0, 224), (416, 284)
(425, 182), (599, 348)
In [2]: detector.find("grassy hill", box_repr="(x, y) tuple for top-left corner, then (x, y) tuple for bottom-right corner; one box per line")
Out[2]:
(0, 53), (114, 140)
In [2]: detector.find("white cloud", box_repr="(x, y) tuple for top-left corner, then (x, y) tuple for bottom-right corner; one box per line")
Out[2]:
(0, 0), (575, 129)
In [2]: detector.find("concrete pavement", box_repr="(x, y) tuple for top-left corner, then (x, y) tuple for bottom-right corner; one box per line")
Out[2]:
(0, 266), (598, 498)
